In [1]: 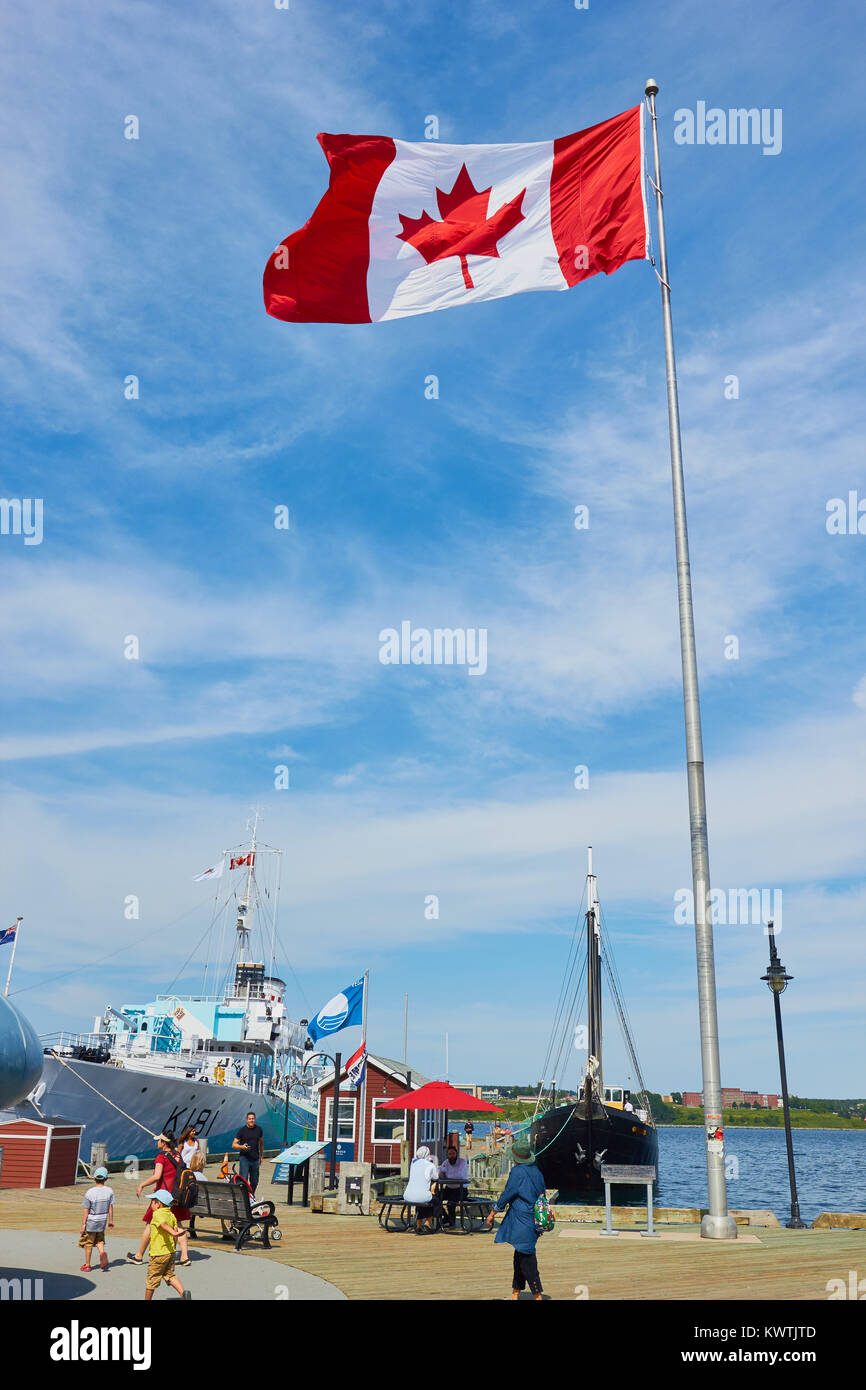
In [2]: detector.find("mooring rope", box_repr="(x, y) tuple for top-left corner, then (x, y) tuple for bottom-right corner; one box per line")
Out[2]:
(48, 1051), (159, 1139)
(530, 1107), (577, 1159)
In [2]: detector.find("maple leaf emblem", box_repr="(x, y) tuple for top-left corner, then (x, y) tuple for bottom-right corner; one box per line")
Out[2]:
(396, 164), (526, 290)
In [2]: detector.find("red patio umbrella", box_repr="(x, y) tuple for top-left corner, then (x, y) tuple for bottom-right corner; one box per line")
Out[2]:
(378, 1081), (504, 1112)
(379, 1080), (505, 1157)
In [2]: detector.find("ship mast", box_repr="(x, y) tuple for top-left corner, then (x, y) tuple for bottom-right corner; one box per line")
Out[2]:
(235, 811), (259, 958)
(232, 810), (260, 976)
(586, 846), (603, 1094)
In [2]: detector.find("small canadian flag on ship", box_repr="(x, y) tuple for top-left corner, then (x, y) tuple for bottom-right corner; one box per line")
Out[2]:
(230, 852), (255, 871)
(263, 106), (647, 324)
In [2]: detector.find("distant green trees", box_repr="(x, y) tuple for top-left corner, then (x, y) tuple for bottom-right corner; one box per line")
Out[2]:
(790, 1097), (866, 1120)
(644, 1091), (677, 1123)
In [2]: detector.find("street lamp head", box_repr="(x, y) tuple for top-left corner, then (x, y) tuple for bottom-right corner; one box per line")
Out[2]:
(762, 966), (791, 994)
(763, 918), (793, 992)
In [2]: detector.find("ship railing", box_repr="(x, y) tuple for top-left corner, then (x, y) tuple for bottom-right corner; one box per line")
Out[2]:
(154, 990), (285, 1005)
(41, 1030), (112, 1054)
(154, 993), (223, 1003)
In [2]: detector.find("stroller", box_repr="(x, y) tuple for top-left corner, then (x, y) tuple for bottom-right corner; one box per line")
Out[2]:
(215, 1163), (278, 1244)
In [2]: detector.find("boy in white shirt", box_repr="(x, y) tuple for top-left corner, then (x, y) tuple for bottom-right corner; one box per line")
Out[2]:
(79, 1166), (115, 1271)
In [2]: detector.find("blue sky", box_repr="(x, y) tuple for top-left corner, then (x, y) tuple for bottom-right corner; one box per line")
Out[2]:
(2, 0), (865, 1097)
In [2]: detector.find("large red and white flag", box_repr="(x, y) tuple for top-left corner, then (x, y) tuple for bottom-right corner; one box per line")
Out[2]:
(264, 106), (647, 324)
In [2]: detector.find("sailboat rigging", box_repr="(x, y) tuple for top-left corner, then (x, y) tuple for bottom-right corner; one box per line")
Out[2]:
(531, 847), (659, 1195)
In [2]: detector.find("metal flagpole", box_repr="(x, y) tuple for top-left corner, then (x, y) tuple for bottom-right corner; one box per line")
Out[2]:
(4, 918), (23, 997)
(644, 79), (737, 1240)
(329, 1050), (342, 1190)
(359, 970), (369, 1164)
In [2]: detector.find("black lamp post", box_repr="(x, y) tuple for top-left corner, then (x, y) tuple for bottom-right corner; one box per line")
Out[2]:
(760, 920), (806, 1229)
(302, 1050), (342, 1191)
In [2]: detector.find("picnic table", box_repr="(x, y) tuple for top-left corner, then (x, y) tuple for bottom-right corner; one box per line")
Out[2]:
(377, 1191), (494, 1233)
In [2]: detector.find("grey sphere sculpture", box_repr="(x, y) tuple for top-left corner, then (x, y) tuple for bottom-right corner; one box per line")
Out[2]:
(0, 994), (43, 1108)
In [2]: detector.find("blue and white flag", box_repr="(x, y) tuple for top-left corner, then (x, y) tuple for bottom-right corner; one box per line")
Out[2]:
(0, 923), (18, 947)
(307, 978), (364, 1043)
(345, 1043), (367, 1090)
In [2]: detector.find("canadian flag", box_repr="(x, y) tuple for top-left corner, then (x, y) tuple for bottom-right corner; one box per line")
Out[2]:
(230, 852), (255, 871)
(264, 106), (647, 325)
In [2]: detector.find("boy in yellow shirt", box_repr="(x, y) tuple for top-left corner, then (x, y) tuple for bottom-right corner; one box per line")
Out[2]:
(145, 1189), (191, 1300)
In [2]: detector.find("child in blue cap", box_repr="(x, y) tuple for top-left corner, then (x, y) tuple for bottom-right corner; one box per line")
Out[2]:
(79, 1166), (114, 1272)
(145, 1189), (191, 1300)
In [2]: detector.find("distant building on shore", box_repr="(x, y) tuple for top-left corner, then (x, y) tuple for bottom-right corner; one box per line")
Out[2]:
(682, 1088), (781, 1109)
(452, 1084), (512, 1100)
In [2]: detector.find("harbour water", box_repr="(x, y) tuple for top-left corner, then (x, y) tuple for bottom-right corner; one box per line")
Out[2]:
(468, 1122), (866, 1223)
(654, 1126), (866, 1224)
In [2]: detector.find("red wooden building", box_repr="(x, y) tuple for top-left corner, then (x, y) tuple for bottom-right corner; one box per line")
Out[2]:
(0, 1113), (84, 1188)
(316, 1054), (446, 1175)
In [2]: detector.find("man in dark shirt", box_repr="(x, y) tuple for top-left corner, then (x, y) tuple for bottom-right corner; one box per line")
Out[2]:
(437, 1144), (469, 1228)
(232, 1111), (264, 1194)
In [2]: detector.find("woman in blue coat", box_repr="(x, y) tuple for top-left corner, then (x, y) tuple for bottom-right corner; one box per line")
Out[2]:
(486, 1138), (546, 1300)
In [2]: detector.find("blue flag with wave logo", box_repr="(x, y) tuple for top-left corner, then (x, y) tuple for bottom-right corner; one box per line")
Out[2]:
(307, 978), (364, 1044)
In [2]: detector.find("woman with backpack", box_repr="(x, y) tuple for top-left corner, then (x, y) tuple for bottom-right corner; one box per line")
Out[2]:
(171, 1149), (197, 1244)
(485, 1138), (549, 1300)
(126, 1132), (191, 1268)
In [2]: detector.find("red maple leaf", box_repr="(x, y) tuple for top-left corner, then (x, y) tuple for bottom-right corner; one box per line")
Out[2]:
(396, 164), (526, 290)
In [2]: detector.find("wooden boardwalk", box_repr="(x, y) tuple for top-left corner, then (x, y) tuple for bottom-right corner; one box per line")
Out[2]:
(1, 1169), (862, 1300)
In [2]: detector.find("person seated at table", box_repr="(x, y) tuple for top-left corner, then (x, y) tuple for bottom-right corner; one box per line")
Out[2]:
(438, 1144), (469, 1227)
(403, 1145), (441, 1233)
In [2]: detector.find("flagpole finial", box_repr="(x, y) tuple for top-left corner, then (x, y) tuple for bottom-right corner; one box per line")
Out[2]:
(645, 79), (659, 97)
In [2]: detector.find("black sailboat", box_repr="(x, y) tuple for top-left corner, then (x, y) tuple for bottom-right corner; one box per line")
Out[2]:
(530, 848), (658, 1197)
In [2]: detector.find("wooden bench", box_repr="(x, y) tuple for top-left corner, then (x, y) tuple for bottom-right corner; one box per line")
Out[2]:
(189, 1180), (281, 1251)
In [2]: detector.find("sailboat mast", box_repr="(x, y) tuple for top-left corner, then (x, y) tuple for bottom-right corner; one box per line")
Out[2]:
(586, 846), (603, 1093)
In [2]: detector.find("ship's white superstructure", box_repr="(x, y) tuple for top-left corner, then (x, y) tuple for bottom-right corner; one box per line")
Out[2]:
(26, 817), (321, 1161)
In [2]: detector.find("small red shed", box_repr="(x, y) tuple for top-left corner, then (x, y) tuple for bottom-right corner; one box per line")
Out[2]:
(316, 1054), (446, 1176)
(0, 1113), (84, 1188)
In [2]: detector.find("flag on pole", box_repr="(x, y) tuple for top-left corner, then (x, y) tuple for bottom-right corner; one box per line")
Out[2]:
(193, 859), (225, 882)
(307, 978), (365, 1043)
(0, 923), (18, 947)
(263, 106), (647, 325)
(345, 1042), (367, 1090)
(230, 853), (255, 871)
